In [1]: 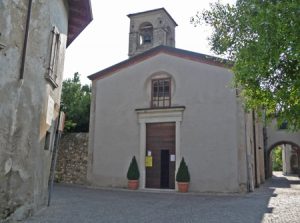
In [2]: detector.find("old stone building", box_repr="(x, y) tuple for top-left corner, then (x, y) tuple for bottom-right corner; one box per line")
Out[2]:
(87, 8), (265, 193)
(266, 120), (300, 177)
(282, 144), (300, 175)
(0, 0), (92, 221)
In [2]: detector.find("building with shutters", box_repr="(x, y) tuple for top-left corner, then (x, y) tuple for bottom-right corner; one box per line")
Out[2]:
(0, 0), (92, 221)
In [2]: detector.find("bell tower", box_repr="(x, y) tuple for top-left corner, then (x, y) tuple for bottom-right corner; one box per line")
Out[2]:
(127, 8), (177, 57)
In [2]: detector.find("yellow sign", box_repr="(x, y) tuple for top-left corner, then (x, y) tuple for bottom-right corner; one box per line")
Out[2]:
(145, 156), (153, 167)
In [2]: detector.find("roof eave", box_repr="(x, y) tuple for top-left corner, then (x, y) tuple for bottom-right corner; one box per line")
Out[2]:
(67, 0), (93, 47)
(88, 46), (233, 81)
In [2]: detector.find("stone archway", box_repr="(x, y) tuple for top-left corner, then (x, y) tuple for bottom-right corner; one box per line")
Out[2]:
(266, 141), (300, 178)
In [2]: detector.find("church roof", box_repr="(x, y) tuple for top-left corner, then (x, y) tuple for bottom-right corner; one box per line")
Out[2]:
(88, 45), (233, 81)
(127, 8), (178, 26)
(67, 0), (93, 46)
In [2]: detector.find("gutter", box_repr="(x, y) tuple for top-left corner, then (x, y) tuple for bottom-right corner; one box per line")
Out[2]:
(20, 0), (33, 80)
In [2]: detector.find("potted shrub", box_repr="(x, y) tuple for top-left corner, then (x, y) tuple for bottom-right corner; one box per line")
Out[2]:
(126, 156), (140, 190)
(176, 157), (190, 192)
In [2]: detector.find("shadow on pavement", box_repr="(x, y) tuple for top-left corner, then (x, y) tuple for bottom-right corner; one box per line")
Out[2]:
(268, 172), (300, 188)
(23, 172), (300, 223)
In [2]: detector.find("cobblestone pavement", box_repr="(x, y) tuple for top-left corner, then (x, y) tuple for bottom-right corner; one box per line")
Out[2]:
(24, 172), (300, 223)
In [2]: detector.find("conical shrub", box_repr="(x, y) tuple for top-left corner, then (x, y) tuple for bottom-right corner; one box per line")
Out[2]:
(176, 157), (190, 182)
(127, 156), (140, 180)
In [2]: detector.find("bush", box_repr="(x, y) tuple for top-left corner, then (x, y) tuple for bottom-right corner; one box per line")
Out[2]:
(127, 156), (140, 180)
(272, 146), (282, 171)
(176, 158), (190, 182)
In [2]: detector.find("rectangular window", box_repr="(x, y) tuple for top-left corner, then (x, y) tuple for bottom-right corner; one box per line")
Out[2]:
(151, 78), (171, 108)
(279, 121), (288, 130)
(45, 26), (61, 88)
(44, 131), (51, 150)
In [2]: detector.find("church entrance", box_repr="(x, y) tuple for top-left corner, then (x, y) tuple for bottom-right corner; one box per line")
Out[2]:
(145, 122), (175, 189)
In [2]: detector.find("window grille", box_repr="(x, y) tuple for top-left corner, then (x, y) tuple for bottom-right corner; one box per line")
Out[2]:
(151, 78), (171, 108)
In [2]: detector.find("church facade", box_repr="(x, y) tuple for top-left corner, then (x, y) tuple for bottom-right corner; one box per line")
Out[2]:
(87, 8), (265, 193)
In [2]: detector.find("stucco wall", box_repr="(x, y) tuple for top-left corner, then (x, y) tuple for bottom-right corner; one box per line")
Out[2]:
(55, 133), (88, 185)
(267, 120), (300, 151)
(0, 0), (68, 221)
(88, 53), (248, 192)
(266, 122), (300, 177)
(242, 111), (265, 191)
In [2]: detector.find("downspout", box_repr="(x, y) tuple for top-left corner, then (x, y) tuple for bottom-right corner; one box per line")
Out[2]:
(262, 108), (268, 178)
(244, 112), (251, 192)
(252, 111), (258, 187)
(6, 0), (33, 210)
(297, 149), (300, 177)
(20, 0), (33, 80)
(48, 112), (64, 206)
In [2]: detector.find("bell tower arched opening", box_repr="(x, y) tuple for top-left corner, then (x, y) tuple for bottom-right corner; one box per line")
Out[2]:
(127, 8), (177, 57)
(139, 22), (153, 45)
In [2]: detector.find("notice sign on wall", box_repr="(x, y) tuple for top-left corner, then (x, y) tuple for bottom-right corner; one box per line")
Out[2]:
(145, 156), (153, 167)
(46, 96), (54, 125)
(170, 154), (176, 162)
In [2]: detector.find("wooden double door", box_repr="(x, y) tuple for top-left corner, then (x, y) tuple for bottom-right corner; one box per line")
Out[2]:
(146, 122), (175, 189)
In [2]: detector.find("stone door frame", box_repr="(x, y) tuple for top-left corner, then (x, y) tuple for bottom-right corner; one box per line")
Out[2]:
(146, 122), (176, 189)
(136, 107), (185, 189)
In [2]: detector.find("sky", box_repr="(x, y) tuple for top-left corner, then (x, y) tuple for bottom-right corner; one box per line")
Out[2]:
(63, 0), (236, 85)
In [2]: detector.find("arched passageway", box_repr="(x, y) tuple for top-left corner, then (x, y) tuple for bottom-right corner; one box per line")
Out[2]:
(266, 141), (300, 178)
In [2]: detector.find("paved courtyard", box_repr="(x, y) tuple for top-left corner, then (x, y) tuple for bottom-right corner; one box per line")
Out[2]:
(24, 172), (300, 223)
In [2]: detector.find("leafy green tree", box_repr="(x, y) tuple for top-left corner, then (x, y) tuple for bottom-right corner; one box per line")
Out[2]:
(272, 146), (282, 171)
(191, 0), (300, 130)
(61, 72), (91, 132)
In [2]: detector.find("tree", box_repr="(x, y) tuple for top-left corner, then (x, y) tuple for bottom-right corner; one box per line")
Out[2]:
(272, 146), (283, 171)
(191, 0), (300, 130)
(61, 72), (91, 132)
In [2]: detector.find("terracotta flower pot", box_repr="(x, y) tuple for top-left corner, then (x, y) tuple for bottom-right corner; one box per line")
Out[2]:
(177, 182), (189, 192)
(128, 180), (139, 190)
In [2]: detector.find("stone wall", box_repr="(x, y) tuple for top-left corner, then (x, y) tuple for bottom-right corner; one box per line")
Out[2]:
(0, 1), (68, 221)
(55, 133), (88, 185)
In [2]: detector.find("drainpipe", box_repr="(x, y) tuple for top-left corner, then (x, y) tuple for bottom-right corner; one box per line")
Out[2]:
(262, 108), (268, 179)
(20, 0), (33, 80)
(48, 112), (64, 206)
(252, 111), (258, 187)
(297, 149), (300, 177)
(244, 112), (251, 192)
